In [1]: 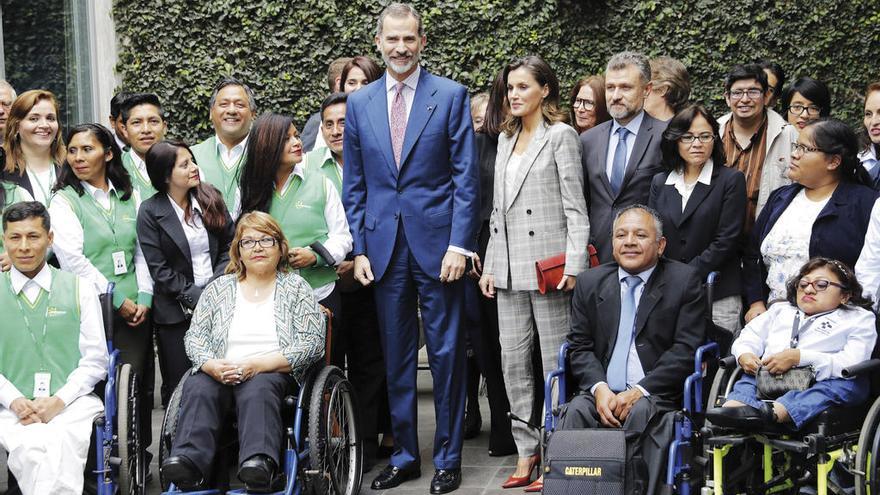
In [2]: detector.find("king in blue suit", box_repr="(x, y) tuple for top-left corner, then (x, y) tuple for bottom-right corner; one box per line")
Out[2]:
(341, 4), (479, 494)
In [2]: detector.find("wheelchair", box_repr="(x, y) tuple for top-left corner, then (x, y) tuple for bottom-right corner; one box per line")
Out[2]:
(158, 307), (363, 495)
(700, 350), (880, 494)
(541, 272), (726, 495)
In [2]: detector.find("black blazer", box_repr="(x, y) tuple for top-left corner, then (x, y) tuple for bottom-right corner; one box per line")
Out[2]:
(136, 193), (235, 325)
(581, 112), (668, 263)
(0, 163), (63, 198)
(648, 165), (747, 300)
(742, 181), (877, 305)
(567, 258), (706, 402)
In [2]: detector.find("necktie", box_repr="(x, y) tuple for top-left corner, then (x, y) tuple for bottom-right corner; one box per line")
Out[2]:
(391, 82), (407, 168)
(610, 127), (630, 195)
(607, 275), (643, 392)
(867, 160), (880, 189)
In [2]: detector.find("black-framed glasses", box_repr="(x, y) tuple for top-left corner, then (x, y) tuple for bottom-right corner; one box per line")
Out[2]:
(788, 104), (822, 117)
(573, 98), (595, 110)
(239, 237), (277, 250)
(797, 278), (847, 292)
(680, 133), (715, 144)
(727, 88), (764, 100)
(791, 142), (825, 155)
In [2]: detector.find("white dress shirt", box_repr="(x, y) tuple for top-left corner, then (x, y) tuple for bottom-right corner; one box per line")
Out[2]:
(503, 153), (524, 210)
(216, 134), (248, 168)
(856, 198), (880, 308)
(26, 167), (55, 206)
(732, 302), (876, 380)
(859, 147), (878, 173)
(277, 163), (353, 301)
(49, 180), (154, 299)
(591, 265), (656, 397)
(168, 194), (213, 287)
(605, 111), (645, 183)
(0, 264), (109, 408)
(665, 159), (714, 212)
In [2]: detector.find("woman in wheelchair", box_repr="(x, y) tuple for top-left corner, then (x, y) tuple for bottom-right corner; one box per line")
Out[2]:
(160, 211), (326, 492)
(707, 257), (876, 431)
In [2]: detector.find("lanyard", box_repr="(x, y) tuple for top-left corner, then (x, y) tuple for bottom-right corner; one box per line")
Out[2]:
(7, 272), (50, 370)
(84, 189), (122, 246)
(28, 167), (55, 204)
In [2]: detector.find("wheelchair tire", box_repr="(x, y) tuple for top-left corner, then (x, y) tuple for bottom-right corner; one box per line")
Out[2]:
(159, 372), (190, 491)
(116, 363), (145, 495)
(855, 394), (880, 495)
(307, 365), (363, 495)
(705, 364), (741, 427)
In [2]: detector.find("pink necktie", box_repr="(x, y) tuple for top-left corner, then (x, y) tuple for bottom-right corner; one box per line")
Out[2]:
(391, 82), (407, 168)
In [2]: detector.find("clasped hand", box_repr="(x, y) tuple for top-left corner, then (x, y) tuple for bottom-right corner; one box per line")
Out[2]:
(593, 384), (644, 428)
(739, 350), (800, 375)
(203, 359), (261, 386)
(10, 396), (65, 425)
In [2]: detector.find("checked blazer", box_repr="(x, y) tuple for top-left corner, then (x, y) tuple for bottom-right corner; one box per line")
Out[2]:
(484, 121), (590, 290)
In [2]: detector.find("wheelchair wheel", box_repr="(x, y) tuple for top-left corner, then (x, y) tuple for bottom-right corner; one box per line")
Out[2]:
(705, 364), (741, 426)
(855, 395), (880, 495)
(159, 372), (190, 491)
(116, 363), (145, 495)
(307, 365), (363, 495)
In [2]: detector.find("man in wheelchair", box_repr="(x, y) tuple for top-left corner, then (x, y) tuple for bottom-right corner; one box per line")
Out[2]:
(0, 202), (109, 495)
(556, 205), (706, 494)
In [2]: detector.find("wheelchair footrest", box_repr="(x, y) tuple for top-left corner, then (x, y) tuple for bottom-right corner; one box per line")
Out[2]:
(767, 437), (809, 454)
(704, 434), (752, 447)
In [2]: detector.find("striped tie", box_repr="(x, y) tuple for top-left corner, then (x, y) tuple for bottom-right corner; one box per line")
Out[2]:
(391, 82), (407, 168)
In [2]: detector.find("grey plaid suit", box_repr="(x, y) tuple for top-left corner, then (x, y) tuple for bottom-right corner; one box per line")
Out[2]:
(483, 121), (589, 455)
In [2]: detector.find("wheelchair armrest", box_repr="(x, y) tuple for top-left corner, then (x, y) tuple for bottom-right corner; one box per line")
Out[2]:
(719, 355), (737, 369)
(842, 359), (880, 378)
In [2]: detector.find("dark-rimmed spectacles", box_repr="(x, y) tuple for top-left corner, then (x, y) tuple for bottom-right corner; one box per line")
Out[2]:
(791, 142), (825, 156)
(797, 279), (846, 292)
(788, 104), (822, 117)
(573, 98), (595, 111)
(727, 89), (764, 100)
(239, 237), (277, 250)
(680, 133), (714, 144)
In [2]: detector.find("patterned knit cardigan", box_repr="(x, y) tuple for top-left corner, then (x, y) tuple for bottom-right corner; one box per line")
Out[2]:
(184, 271), (326, 383)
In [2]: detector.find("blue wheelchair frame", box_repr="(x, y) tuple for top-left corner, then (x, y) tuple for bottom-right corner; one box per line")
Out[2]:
(542, 272), (721, 495)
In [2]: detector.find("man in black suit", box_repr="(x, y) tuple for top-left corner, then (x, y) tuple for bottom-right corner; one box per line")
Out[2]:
(581, 51), (667, 263)
(558, 204), (706, 494)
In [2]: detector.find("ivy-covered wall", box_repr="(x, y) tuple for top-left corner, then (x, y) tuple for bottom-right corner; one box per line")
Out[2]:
(113, 0), (880, 143)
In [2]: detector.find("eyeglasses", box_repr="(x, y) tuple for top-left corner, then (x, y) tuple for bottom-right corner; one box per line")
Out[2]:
(797, 278), (847, 292)
(680, 133), (715, 144)
(727, 89), (764, 100)
(573, 98), (595, 111)
(239, 237), (277, 250)
(788, 104), (822, 117)
(791, 142), (826, 156)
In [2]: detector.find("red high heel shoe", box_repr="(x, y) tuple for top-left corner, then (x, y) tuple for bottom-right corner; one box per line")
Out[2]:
(501, 454), (540, 489)
(523, 475), (543, 492)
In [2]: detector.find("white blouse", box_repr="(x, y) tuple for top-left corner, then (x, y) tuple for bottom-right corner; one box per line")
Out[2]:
(761, 189), (829, 302)
(224, 285), (280, 362)
(168, 195), (213, 287)
(504, 153), (524, 210)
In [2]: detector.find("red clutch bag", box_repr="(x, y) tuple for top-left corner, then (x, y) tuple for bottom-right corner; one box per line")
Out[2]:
(535, 245), (599, 294)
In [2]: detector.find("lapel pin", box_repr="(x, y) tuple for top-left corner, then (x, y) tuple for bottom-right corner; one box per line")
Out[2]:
(427, 105), (434, 111)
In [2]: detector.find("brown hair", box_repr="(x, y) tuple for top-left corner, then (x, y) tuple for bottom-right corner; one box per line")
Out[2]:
(860, 81), (880, 154)
(3, 90), (66, 174)
(784, 257), (873, 310)
(226, 211), (290, 280)
(500, 55), (568, 136)
(340, 56), (382, 91)
(327, 57), (353, 93)
(568, 75), (610, 134)
(650, 56), (691, 114)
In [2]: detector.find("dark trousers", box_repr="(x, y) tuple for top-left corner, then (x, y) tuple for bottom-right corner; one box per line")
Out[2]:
(154, 320), (194, 406)
(318, 284), (343, 367)
(559, 393), (677, 495)
(374, 227), (466, 470)
(340, 285), (391, 462)
(171, 371), (293, 479)
(113, 312), (153, 454)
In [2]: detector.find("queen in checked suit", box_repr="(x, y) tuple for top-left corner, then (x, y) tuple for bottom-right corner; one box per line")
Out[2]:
(479, 56), (589, 488)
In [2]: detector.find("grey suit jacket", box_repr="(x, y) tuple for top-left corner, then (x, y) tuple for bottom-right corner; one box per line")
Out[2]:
(581, 112), (667, 263)
(484, 122), (590, 290)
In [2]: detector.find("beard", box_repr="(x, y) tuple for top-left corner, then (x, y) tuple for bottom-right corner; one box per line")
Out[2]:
(382, 49), (421, 75)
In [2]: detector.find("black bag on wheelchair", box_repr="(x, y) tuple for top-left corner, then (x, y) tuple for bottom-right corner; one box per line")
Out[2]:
(543, 428), (645, 495)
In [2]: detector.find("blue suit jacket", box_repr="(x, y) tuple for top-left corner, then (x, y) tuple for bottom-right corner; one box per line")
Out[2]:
(342, 70), (479, 281)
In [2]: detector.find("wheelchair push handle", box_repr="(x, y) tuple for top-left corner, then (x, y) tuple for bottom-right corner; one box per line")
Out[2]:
(99, 283), (116, 342)
(842, 358), (880, 378)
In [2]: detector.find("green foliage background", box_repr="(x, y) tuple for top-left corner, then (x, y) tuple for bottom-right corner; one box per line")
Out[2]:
(113, 0), (880, 143)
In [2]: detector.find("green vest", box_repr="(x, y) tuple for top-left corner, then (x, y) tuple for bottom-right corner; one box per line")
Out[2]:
(1, 182), (30, 250)
(53, 187), (146, 308)
(0, 267), (81, 399)
(121, 150), (156, 205)
(268, 170), (337, 289)
(304, 147), (343, 193)
(191, 136), (245, 212)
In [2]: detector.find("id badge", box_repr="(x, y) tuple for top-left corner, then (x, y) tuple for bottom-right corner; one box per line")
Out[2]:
(34, 372), (51, 398)
(112, 251), (128, 275)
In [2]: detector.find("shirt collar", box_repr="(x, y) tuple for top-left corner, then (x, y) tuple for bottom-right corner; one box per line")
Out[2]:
(385, 66), (421, 94)
(81, 179), (118, 198)
(611, 110), (645, 137)
(167, 193), (203, 216)
(319, 146), (342, 169)
(618, 263), (656, 287)
(859, 147), (878, 164)
(278, 163), (306, 193)
(215, 134), (249, 156)
(665, 158), (714, 187)
(9, 263), (52, 295)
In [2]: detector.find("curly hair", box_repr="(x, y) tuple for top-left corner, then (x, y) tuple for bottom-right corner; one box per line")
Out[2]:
(784, 257), (873, 310)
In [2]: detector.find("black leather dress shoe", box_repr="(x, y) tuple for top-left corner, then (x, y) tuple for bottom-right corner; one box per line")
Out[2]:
(463, 410), (482, 439)
(160, 455), (203, 491)
(706, 404), (775, 430)
(430, 468), (462, 494)
(238, 454), (277, 491)
(371, 464), (421, 490)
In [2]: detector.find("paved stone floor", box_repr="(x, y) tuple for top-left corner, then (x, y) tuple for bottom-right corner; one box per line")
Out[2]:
(2, 364), (521, 495)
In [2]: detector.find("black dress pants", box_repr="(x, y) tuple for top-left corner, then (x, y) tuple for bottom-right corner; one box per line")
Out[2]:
(171, 371), (294, 479)
(154, 320), (194, 406)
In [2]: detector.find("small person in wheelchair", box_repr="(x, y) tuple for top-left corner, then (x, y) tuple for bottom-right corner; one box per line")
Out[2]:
(160, 211), (326, 492)
(707, 257), (877, 431)
(0, 202), (109, 494)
